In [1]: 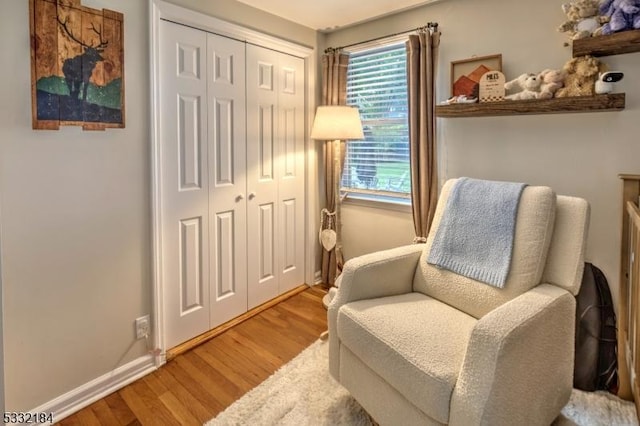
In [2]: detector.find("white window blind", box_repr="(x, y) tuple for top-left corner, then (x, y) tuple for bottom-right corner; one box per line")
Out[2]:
(342, 42), (410, 199)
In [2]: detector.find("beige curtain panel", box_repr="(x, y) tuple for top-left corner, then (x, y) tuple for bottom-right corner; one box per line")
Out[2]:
(320, 51), (349, 286)
(406, 30), (440, 243)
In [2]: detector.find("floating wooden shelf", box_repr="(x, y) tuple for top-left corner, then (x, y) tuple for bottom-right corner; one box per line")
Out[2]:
(573, 29), (640, 57)
(437, 31), (635, 119)
(435, 93), (625, 118)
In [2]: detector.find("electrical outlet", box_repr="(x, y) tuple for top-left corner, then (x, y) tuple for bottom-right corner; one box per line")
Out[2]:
(135, 315), (150, 339)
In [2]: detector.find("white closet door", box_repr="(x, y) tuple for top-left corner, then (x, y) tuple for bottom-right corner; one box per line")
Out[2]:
(160, 21), (210, 348)
(246, 44), (280, 308)
(158, 19), (308, 347)
(277, 54), (306, 293)
(207, 33), (248, 327)
(246, 45), (306, 308)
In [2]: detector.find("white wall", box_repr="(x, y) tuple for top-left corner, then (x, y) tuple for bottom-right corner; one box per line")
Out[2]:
(0, 0), (315, 413)
(0, 0), (152, 411)
(323, 0), (640, 308)
(341, 202), (415, 259)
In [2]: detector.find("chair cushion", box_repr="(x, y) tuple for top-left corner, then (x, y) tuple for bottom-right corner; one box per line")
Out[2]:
(414, 179), (557, 318)
(337, 292), (477, 424)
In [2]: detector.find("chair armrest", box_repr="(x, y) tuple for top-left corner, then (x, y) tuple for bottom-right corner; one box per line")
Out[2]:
(327, 244), (424, 379)
(450, 284), (575, 426)
(331, 244), (424, 308)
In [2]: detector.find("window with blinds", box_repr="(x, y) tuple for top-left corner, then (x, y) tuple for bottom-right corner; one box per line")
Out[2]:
(342, 42), (410, 200)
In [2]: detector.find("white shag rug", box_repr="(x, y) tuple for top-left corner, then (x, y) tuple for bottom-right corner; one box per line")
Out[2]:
(207, 340), (638, 426)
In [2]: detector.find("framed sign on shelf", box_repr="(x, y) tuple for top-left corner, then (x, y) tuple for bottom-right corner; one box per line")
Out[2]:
(450, 54), (502, 99)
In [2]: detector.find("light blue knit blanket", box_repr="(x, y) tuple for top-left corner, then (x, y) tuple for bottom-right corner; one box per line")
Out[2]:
(427, 178), (527, 288)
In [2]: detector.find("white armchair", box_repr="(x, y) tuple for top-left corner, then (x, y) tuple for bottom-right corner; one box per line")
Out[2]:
(328, 179), (590, 426)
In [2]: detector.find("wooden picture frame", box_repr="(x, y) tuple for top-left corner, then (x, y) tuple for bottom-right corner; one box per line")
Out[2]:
(29, 0), (125, 130)
(450, 54), (502, 98)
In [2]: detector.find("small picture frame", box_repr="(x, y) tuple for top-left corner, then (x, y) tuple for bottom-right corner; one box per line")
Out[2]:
(450, 54), (502, 98)
(479, 71), (506, 103)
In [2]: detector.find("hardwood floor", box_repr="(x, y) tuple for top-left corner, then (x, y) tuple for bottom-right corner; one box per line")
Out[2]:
(58, 286), (328, 425)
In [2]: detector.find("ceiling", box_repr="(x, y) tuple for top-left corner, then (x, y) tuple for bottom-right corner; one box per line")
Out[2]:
(235, 0), (436, 31)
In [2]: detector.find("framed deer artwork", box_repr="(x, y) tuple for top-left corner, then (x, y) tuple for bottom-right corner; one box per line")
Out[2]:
(29, 0), (124, 130)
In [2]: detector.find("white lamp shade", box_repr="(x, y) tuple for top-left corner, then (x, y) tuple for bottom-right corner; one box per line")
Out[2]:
(310, 106), (364, 140)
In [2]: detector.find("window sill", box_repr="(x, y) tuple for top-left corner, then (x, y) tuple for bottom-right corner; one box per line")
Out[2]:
(342, 192), (412, 213)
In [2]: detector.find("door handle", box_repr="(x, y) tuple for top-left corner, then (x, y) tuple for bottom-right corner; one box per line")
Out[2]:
(236, 194), (245, 202)
(248, 192), (256, 200)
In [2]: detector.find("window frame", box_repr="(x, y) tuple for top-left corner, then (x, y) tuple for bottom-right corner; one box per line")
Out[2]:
(341, 38), (412, 206)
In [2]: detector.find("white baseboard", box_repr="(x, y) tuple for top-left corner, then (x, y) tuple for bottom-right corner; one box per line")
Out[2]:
(314, 270), (322, 285)
(29, 354), (156, 424)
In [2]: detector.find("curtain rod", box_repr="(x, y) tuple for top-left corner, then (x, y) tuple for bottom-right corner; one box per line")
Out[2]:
(325, 22), (438, 53)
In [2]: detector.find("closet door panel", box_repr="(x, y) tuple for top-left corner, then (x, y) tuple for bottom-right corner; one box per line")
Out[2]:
(207, 33), (248, 327)
(247, 45), (280, 308)
(160, 21), (210, 349)
(259, 202), (276, 281)
(277, 55), (306, 292)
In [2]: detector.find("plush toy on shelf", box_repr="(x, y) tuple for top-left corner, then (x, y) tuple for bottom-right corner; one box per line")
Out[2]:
(557, 0), (610, 44)
(537, 69), (566, 99)
(504, 73), (542, 100)
(599, 0), (640, 35)
(555, 55), (608, 97)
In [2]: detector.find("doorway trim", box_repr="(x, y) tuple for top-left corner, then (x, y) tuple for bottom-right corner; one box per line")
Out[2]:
(149, 0), (316, 363)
